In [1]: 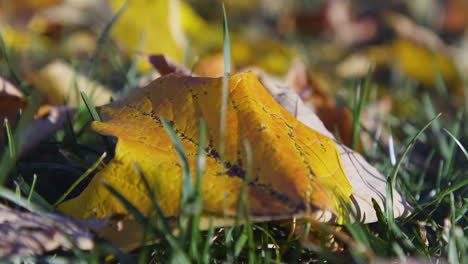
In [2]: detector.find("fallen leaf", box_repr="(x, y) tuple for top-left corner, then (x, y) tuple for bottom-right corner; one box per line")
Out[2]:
(148, 57), (409, 223)
(2, 0), (62, 10)
(1, 75), (74, 155)
(285, 59), (356, 148)
(195, 53), (227, 78)
(0, 77), (26, 140)
(146, 54), (191, 76)
(62, 31), (97, 57)
(259, 70), (410, 223)
(59, 71), (354, 248)
(109, 0), (186, 71)
(28, 60), (113, 107)
(0, 203), (96, 258)
(232, 38), (295, 75)
(179, 1), (221, 52)
(385, 11), (447, 52)
(0, 25), (48, 52)
(279, 0), (378, 45)
(385, 12), (464, 98)
(439, 0), (468, 35)
(391, 38), (460, 89)
(33, 0), (108, 29)
(21, 105), (75, 154)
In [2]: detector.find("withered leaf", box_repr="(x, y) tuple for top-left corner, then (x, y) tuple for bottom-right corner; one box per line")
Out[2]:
(59, 72), (354, 246)
(0, 203), (96, 258)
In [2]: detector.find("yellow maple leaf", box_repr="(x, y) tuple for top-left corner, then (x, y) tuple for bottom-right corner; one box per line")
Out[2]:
(392, 38), (460, 89)
(109, 0), (186, 71)
(59, 72), (352, 247)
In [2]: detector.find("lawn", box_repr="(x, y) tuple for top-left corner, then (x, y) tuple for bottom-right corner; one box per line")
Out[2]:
(0, 0), (466, 263)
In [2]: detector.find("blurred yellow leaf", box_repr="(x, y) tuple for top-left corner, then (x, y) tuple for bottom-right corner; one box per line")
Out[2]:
(59, 72), (352, 248)
(180, 1), (221, 50)
(28, 60), (112, 107)
(109, 0), (186, 72)
(0, 26), (49, 51)
(392, 38), (460, 88)
(232, 38), (294, 75)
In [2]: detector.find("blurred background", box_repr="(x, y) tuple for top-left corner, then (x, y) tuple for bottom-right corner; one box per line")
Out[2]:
(0, 2), (467, 261)
(1, 0), (467, 107)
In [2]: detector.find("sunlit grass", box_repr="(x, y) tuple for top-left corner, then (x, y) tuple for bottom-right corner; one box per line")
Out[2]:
(0, 3), (466, 264)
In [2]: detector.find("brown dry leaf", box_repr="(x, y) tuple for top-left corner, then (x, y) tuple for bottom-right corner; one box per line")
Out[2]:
(1, 0), (63, 10)
(28, 60), (113, 107)
(0, 77), (26, 140)
(439, 0), (468, 35)
(285, 59), (356, 148)
(0, 75), (74, 154)
(280, 0), (378, 45)
(59, 71), (354, 249)
(150, 53), (231, 78)
(146, 54), (191, 76)
(0, 203), (96, 257)
(21, 105), (75, 154)
(385, 11), (447, 52)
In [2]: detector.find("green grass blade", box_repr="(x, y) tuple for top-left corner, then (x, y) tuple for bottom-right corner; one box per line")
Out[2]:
(3, 118), (15, 158)
(63, 109), (78, 146)
(240, 139), (255, 263)
(388, 129), (396, 166)
(102, 181), (146, 225)
(132, 162), (172, 233)
(422, 94), (449, 157)
(161, 118), (192, 207)
(123, 32), (146, 96)
(27, 173), (37, 202)
(132, 162), (182, 254)
(234, 232), (248, 257)
(17, 176), (54, 210)
(219, 3), (231, 159)
(15, 180), (21, 198)
(420, 178), (468, 208)
(351, 67), (372, 150)
(87, 0), (129, 78)
(53, 152), (106, 207)
(386, 113), (442, 221)
(0, 92), (41, 186)
(188, 120), (207, 259)
(443, 128), (468, 161)
(202, 217), (215, 264)
(0, 186), (44, 212)
(81, 91), (114, 154)
(80, 91), (102, 122)
(222, 4), (231, 76)
(195, 120), (206, 197)
(0, 31), (22, 88)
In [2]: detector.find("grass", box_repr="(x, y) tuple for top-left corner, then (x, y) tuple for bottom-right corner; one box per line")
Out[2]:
(0, 4), (467, 264)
